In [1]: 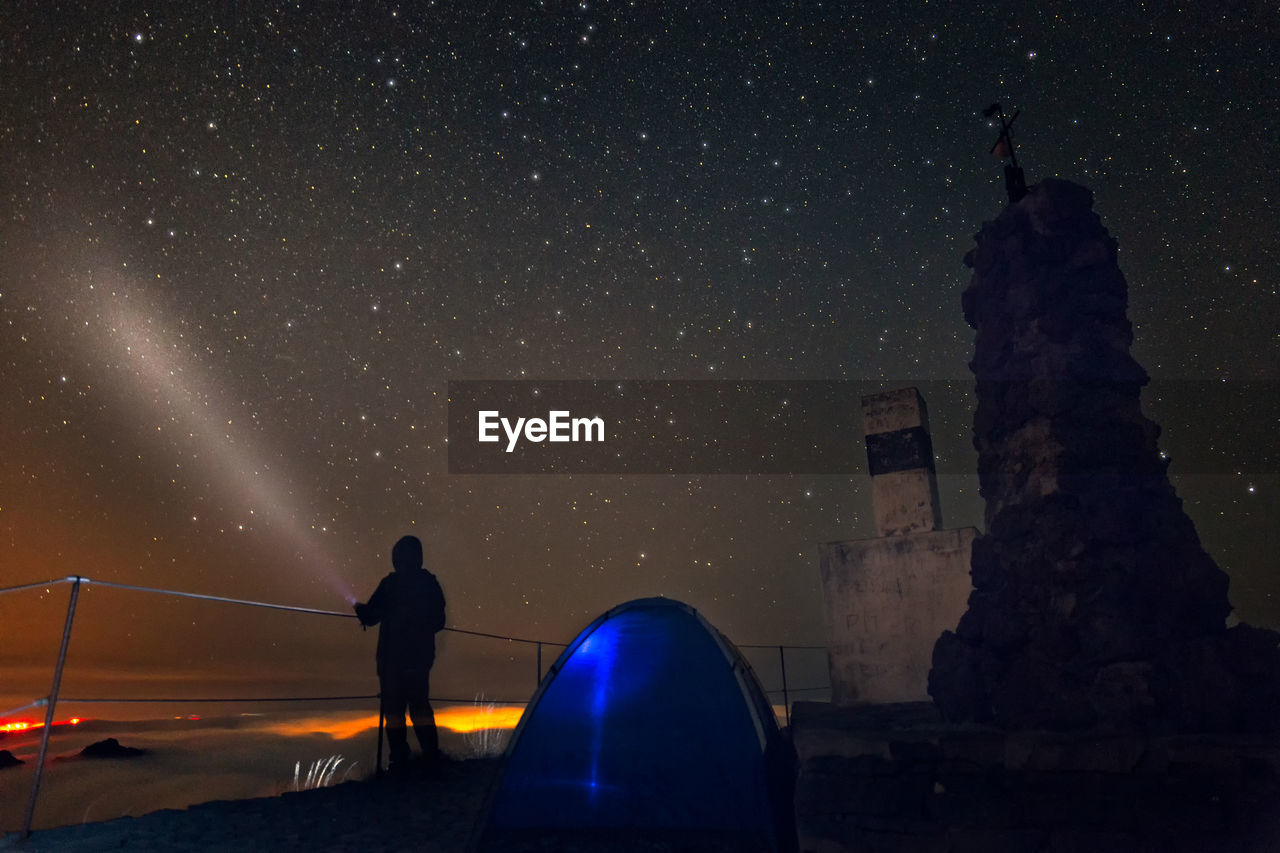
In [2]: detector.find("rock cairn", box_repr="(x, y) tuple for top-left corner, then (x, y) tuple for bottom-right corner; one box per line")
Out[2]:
(930, 178), (1280, 732)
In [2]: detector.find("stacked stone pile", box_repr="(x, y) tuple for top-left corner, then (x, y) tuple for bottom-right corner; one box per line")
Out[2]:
(930, 178), (1280, 732)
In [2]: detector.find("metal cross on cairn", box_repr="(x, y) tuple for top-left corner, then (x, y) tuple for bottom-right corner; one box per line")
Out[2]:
(984, 103), (1027, 203)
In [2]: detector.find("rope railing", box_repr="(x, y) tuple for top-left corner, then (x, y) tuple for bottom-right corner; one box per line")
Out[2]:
(0, 579), (72, 596)
(81, 578), (357, 619)
(739, 642), (827, 650)
(58, 694), (380, 704)
(3, 574), (830, 837)
(6, 687), (828, 710)
(444, 625), (569, 647)
(0, 699), (48, 721)
(0, 575), (825, 650)
(54, 694), (534, 706)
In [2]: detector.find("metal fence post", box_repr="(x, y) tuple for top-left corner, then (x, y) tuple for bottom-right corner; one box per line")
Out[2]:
(778, 645), (790, 727)
(22, 575), (81, 838)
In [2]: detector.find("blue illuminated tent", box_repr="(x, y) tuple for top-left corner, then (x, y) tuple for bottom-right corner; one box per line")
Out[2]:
(474, 597), (795, 852)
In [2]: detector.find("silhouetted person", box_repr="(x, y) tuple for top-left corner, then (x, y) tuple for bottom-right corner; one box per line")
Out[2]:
(354, 534), (447, 772)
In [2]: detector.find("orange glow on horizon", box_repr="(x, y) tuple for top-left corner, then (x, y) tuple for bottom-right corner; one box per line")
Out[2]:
(258, 704), (524, 740)
(0, 717), (83, 733)
(263, 713), (381, 740)
(435, 704), (523, 734)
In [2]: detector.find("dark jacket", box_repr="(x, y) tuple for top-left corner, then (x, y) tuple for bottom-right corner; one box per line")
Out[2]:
(354, 568), (446, 678)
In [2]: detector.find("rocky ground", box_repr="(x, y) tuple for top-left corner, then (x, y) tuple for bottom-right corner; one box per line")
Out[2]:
(1, 758), (500, 852)
(1, 758), (772, 853)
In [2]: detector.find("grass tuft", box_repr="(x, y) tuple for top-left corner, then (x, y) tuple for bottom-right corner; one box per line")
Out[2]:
(462, 695), (512, 758)
(291, 754), (356, 791)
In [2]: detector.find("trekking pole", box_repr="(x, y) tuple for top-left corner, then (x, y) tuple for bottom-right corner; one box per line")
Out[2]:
(778, 645), (790, 727)
(375, 699), (384, 776)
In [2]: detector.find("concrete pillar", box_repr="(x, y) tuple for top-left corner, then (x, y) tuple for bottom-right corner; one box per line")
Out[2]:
(863, 388), (943, 537)
(818, 388), (975, 706)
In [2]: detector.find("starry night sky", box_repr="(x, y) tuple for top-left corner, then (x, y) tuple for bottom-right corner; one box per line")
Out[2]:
(2, 2), (1276, 708)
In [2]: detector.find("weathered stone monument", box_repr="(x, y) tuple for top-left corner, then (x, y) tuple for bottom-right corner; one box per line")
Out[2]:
(929, 177), (1280, 732)
(819, 388), (975, 705)
(793, 179), (1280, 852)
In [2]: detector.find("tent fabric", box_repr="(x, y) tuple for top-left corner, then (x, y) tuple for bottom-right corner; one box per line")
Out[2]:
(475, 597), (794, 851)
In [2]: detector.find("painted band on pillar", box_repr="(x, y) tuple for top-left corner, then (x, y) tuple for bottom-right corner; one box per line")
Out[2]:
(865, 426), (936, 477)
